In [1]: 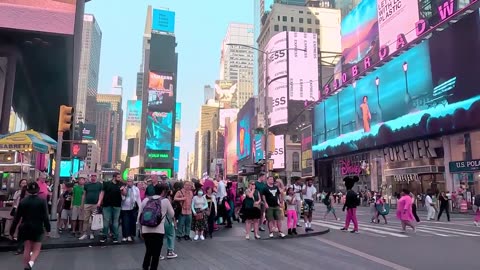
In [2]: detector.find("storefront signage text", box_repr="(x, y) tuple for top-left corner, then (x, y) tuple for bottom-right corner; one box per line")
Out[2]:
(0, 144), (30, 150)
(382, 139), (438, 162)
(340, 160), (362, 176)
(393, 174), (419, 182)
(449, 159), (480, 173)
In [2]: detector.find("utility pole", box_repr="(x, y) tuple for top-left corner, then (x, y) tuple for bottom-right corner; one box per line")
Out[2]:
(49, 105), (74, 238)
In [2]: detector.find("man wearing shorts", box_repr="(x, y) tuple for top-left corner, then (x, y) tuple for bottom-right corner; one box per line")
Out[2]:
(303, 178), (317, 232)
(71, 177), (85, 237)
(262, 176), (285, 238)
(79, 174), (102, 240)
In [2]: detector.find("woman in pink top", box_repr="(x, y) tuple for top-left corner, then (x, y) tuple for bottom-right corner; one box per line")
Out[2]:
(396, 189), (416, 233)
(137, 181), (147, 201)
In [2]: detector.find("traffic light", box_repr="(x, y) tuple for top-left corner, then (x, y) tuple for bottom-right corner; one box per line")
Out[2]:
(58, 105), (74, 132)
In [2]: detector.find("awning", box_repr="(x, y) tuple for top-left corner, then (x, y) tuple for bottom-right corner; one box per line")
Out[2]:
(0, 130), (56, 153)
(384, 165), (445, 176)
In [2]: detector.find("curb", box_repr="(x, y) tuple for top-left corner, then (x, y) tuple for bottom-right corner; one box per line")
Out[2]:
(260, 228), (330, 240)
(0, 240), (141, 253)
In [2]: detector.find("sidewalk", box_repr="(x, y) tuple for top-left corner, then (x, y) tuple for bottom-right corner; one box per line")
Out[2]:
(0, 221), (329, 252)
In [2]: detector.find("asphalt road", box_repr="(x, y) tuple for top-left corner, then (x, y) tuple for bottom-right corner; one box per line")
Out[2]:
(1, 206), (478, 270)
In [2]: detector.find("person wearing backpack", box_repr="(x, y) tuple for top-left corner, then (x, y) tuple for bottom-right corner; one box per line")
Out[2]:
(138, 184), (174, 270)
(323, 191), (339, 221)
(474, 193), (480, 227)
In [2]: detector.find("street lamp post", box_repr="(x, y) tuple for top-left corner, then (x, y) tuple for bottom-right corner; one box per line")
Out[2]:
(226, 43), (305, 173)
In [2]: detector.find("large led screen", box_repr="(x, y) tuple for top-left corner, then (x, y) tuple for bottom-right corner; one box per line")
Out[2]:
(237, 101), (253, 160)
(272, 135), (285, 170)
(214, 80), (237, 109)
(225, 118), (238, 175)
(301, 126), (313, 176)
(125, 100), (142, 140)
(148, 71), (175, 112)
(313, 13), (480, 158)
(173, 146), (180, 173)
(146, 111), (173, 152)
(265, 32), (289, 128)
(152, 9), (175, 33)
(254, 133), (264, 163)
(0, 0), (77, 35)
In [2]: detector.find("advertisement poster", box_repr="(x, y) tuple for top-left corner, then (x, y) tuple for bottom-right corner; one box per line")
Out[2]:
(214, 80), (237, 108)
(237, 110), (251, 160)
(313, 13), (480, 158)
(288, 32), (319, 101)
(81, 123), (96, 140)
(0, 0), (77, 35)
(146, 111), (173, 151)
(125, 100), (142, 140)
(272, 135), (285, 169)
(225, 118), (238, 175)
(265, 32), (289, 128)
(148, 71), (175, 112)
(152, 9), (175, 33)
(301, 126), (313, 176)
(173, 146), (180, 173)
(377, 0), (420, 57)
(340, 0), (379, 87)
(254, 133), (264, 163)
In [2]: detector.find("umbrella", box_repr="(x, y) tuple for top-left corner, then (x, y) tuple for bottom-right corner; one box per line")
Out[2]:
(0, 130), (57, 149)
(0, 132), (52, 153)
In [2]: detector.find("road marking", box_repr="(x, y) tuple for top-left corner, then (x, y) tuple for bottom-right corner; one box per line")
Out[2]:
(309, 221), (386, 237)
(314, 237), (412, 270)
(311, 221), (409, 238)
(416, 226), (480, 236)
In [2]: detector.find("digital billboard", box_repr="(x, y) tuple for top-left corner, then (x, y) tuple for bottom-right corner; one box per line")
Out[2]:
(173, 146), (180, 173)
(148, 71), (175, 112)
(145, 168), (172, 178)
(175, 102), (181, 143)
(254, 133), (264, 163)
(146, 111), (173, 152)
(214, 80), (237, 109)
(287, 32), (319, 101)
(125, 100), (142, 139)
(237, 106), (252, 160)
(313, 12), (480, 158)
(0, 0), (77, 35)
(301, 126), (313, 176)
(152, 9), (175, 33)
(225, 118), (238, 176)
(219, 108), (239, 128)
(272, 135), (285, 170)
(81, 123), (96, 140)
(265, 32), (289, 128)
(377, 0), (419, 57)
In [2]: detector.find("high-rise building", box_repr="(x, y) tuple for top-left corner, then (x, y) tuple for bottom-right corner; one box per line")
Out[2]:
(194, 130), (200, 178)
(204, 85), (215, 104)
(197, 103), (220, 178)
(83, 140), (101, 173)
(219, 23), (255, 109)
(77, 14), (102, 124)
(111, 76), (123, 96)
(96, 94), (123, 167)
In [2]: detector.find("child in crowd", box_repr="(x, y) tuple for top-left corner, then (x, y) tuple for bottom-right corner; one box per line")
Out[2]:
(285, 187), (298, 235)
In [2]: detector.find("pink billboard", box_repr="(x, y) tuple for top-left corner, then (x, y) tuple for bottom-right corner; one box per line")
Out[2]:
(0, 0), (77, 35)
(224, 117), (238, 176)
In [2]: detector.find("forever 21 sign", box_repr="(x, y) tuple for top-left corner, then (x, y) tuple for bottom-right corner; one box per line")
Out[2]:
(381, 139), (440, 163)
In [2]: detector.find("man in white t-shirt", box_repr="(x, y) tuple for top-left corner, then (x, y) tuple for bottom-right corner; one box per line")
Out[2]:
(303, 178), (317, 232)
(425, 192), (436, 220)
(291, 178), (303, 227)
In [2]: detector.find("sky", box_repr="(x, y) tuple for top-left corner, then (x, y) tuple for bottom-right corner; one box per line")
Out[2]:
(85, 0), (253, 178)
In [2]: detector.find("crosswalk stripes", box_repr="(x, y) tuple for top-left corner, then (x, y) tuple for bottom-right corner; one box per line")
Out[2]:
(311, 218), (480, 238)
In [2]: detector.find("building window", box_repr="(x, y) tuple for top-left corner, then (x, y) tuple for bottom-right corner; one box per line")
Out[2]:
(316, 29), (320, 35)
(299, 18), (304, 23)
(292, 152), (300, 172)
(283, 25), (287, 31)
(291, 17), (294, 22)
(299, 10), (304, 14)
(307, 28), (312, 33)
(291, 26), (296, 31)
(307, 18), (312, 24)
(283, 16), (287, 22)
(315, 19), (320, 25)
(274, 25), (279, 31)
(299, 27), (304, 32)
(278, 16), (281, 21)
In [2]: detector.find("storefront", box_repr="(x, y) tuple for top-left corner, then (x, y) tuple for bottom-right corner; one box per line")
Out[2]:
(332, 152), (371, 192)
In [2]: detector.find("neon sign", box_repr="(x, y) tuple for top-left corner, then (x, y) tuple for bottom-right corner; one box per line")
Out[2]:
(147, 153), (169, 159)
(324, 0), (480, 96)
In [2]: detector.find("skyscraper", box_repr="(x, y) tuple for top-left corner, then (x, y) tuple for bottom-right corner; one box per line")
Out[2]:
(96, 94), (123, 167)
(219, 23), (255, 109)
(77, 14), (102, 124)
(204, 85), (215, 104)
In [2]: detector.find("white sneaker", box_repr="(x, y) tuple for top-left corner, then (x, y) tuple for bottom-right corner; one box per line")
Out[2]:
(269, 233), (274, 238)
(199, 235), (205, 241)
(193, 235), (199, 241)
(79, 234), (88, 240)
(89, 234), (94, 240)
(127, 236), (133, 242)
(245, 235), (250, 240)
(122, 238), (127, 242)
(474, 221), (479, 227)
(279, 232), (286, 238)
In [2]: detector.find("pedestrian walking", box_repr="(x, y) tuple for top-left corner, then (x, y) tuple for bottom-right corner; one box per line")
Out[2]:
(59, 182), (74, 233)
(5, 179), (28, 255)
(243, 181), (262, 240)
(303, 178), (317, 232)
(139, 184), (174, 270)
(323, 192), (340, 221)
(425, 191), (436, 221)
(437, 191), (450, 222)
(174, 181), (193, 241)
(262, 176), (285, 238)
(374, 195), (388, 224)
(341, 176), (360, 233)
(79, 174), (102, 240)
(410, 193), (420, 223)
(255, 172), (267, 231)
(121, 179), (142, 242)
(71, 177), (85, 237)
(396, 189), (416, 233)
(205, 187), (217, 238)
(10, 181), (51, 270)
(191, 189), (208, 241)
(285, 187), (298, 235)
(97, 172), (125, 243)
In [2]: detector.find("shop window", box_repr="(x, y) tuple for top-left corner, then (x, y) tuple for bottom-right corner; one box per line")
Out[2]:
(292, 152), (300, 171)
